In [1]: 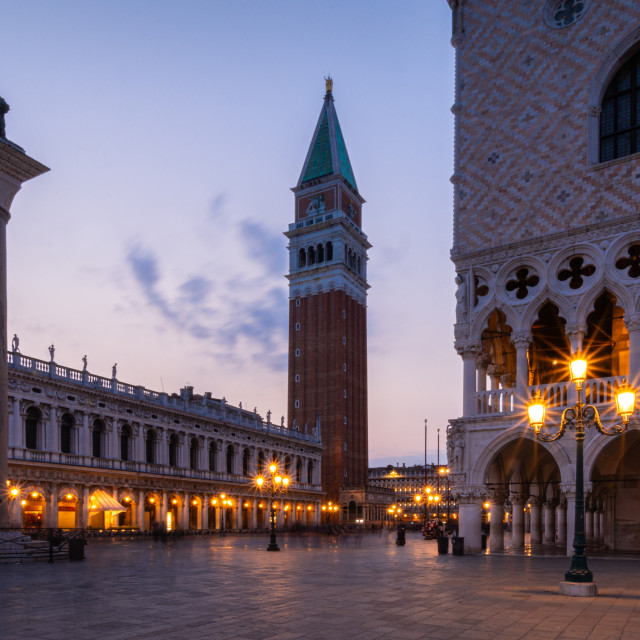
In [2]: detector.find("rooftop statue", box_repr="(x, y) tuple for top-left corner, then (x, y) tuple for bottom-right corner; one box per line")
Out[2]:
(0, 97), (9, 139)
(325, 76), (333, 93)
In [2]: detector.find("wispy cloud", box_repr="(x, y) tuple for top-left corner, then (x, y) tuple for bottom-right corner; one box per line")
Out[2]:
(124, 208), (289, 372)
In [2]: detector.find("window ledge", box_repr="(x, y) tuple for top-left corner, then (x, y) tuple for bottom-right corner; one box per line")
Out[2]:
(587, 150), (640, 173)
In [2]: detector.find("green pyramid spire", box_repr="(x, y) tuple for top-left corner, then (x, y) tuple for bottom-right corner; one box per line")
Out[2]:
(298, 79), (358, 192)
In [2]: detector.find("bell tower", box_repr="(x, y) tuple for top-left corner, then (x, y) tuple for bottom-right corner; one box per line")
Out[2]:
(285, 78), (370, 507)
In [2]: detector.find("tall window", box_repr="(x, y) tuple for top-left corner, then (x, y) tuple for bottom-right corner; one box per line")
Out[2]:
(146, 429), (156, 464)
(209, 442), (217, 471)
(60, 412), (74, 454)
(189, 437), (199, 470)
(120, 424), (131, 461)
(92, 420), (105, 458)
(25, 407), (41, 450)
(242, 449), (250, 476)
(226, 445), (235, 474)
(257, 451), (265, 475)
(169, 434), (178, 467)
(601, 50), (640, 162)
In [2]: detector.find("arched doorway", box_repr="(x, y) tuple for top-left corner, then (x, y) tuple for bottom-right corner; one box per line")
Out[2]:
(57, 491), (78, 529)
(167, 494), (180, 531)
(592, 429), (640, 551)
(22, 490), (45, 528)
(484, 436), (564, 551)
(145, 493), (160, 531)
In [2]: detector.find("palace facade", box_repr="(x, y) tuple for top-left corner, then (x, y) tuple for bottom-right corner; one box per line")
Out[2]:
(448, 0), (640, 554)
(7, 350), (323, 531)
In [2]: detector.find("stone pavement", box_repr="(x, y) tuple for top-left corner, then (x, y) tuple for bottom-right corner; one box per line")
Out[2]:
(2, 531), (640, 640)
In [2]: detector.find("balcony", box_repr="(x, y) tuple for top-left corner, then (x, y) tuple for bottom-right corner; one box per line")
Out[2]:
(475, 376), (625, 417)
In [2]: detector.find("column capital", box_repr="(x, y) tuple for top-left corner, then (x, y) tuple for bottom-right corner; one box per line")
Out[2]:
(509, 493), (527, 506)
(488, 490), (508, 504)
(565, 322), (586, 343)
(625, 312), (640, 333)
(453, 486), (484, 503)
(512, 332), (531, 349)
(455, 339), (481, 358)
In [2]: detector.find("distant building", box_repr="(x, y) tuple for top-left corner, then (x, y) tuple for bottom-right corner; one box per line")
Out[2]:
(369, 463), (456, 524)
(7, 351), (323, 531)
(447, 0), (640, 554)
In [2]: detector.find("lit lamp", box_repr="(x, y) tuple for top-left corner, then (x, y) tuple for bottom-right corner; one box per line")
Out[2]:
(527, 356), (636, 596)
(256, 461), (290, 552)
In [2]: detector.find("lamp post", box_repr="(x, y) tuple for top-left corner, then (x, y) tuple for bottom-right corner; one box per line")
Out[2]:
(256, 462), (289, 552)
(527, 356), (635, 596)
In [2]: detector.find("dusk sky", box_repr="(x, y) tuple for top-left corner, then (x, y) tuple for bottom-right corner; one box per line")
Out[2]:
(4, 1), (457, 467)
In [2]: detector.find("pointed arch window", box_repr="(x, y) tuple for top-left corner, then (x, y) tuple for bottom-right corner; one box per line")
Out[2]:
(242, 448), (250, 476)
(600, 49), (640, 162)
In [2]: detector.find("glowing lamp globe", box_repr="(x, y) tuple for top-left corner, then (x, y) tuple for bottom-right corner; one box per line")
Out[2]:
(527, 392), (546, 433)
(569, 358), (587, 386)
(615, 385), (636, 424)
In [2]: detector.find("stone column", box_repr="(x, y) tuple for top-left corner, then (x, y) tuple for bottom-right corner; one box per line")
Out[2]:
(476, 355), (489, 393)
(456, 341), (481, 417)
(9, 396), (20, 448)
(562, 485), (576, 557)
(556, 502), (566, 543)
(489, 493), (506, 552)
(543, 501), (556, 543)
(48, 406), (59, 454)
(78, 486), (90, 529)
(81, 413), (90, 458)
(510, 495), (526, 549)
(199, 497), (207, 530)
(529, 498), (542, 544)
(585, 507), (593, 540)
(592, 508), (601, 539)
(136, 489), (145, 530)
(47, 488), (58, 528)
(235, 500), (242, 530)
(600, 509), (606, 541)
(180, 493), (188, 530)
(513, 333), (531, 408)
(110, 419), (119, 461)
(624, 313), (640, 388)
(0, 135), (49, 527)
(251, 498), (258, 529)
(457, 491), (483, 554)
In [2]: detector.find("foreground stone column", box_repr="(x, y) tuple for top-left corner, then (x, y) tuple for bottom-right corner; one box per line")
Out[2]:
(556, 503), (566, 543)
(530, 498), (542, 544)
(510, 495), (526, 549)
(457, 491), (483, 554)
(543, 501), (556, 543)
(0, 132), (48, 527)
(489, 493), (506, 552)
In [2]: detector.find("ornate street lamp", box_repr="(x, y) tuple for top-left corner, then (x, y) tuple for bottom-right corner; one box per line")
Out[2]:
(527, 356), (635, 595)
(256, 462), (290, 552)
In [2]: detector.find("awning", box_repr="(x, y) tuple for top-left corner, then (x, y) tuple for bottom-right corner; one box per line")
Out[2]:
(89, 489), (126, 513)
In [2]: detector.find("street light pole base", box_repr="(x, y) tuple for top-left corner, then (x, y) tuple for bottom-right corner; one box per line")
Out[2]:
(559, 581), (598, 597)
(267, 543), (280, 552)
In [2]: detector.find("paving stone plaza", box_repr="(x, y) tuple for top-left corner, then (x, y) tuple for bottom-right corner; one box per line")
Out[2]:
(2, 532), (640, 640)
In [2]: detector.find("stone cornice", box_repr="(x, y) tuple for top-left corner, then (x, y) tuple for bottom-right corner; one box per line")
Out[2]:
(0, 140), (49, 183)
(451, 215), (640, 269)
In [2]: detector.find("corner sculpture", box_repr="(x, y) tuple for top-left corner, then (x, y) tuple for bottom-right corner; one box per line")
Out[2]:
(0, 97), (9, 139)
